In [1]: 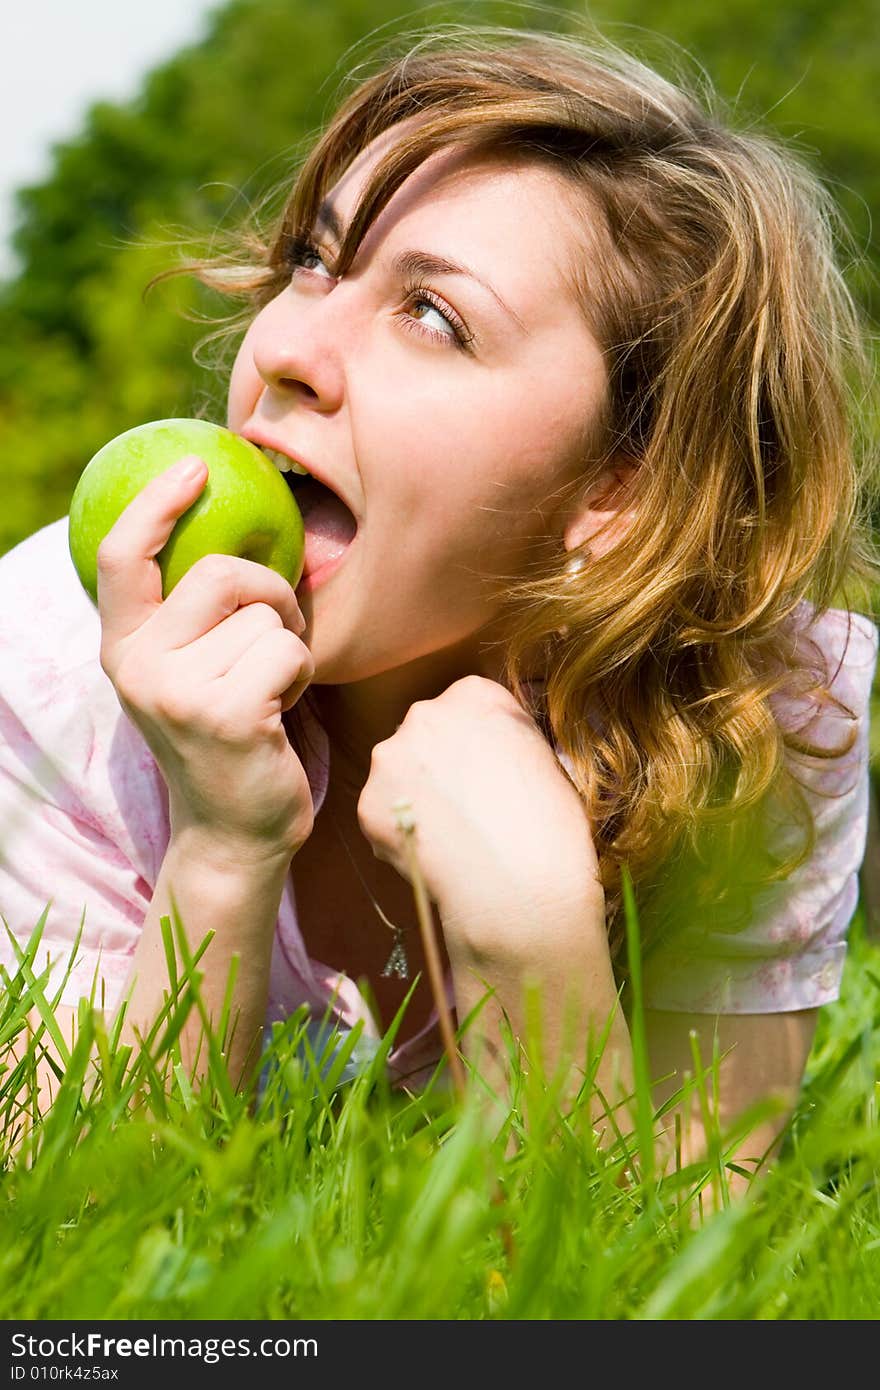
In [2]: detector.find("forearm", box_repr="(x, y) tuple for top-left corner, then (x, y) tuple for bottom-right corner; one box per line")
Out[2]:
(118, 829), (292, 1088)
(644, 1008), (819, 1203)
(442, 886), (635, 1137)
(450, 937), (796, 1207)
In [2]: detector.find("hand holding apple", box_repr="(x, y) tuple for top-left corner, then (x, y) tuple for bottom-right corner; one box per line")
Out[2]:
(94, 450), (316, 865)
(68, 417), (305, 602)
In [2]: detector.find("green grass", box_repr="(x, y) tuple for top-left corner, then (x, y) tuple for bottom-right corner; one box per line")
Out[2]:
(0, 901), (878, 1321)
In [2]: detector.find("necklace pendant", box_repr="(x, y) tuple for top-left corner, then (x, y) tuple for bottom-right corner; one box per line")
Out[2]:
(381, 930), (409, 981)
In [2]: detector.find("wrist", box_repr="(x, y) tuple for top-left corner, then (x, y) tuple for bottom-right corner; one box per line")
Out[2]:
(167, 818), (297, 882)
(438, 871), (607, 974)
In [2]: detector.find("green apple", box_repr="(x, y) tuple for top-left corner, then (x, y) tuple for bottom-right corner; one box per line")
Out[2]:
(68, 417), (305, 602)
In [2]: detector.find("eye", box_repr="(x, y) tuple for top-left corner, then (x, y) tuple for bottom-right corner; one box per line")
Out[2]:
(284, 235), (336, 279)
(400, 286), (473, 349)
(282, 234), (474, 351)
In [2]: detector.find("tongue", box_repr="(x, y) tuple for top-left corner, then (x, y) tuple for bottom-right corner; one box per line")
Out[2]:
(295, 478), (357, 576)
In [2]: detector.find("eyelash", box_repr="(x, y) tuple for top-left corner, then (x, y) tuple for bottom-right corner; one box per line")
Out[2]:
(281, 235), (474, 350)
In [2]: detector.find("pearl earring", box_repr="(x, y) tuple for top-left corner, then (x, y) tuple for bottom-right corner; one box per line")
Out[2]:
(557, 551), (589, 639)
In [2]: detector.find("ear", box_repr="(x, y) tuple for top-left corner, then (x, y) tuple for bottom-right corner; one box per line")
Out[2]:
(563, 457), (640, 560)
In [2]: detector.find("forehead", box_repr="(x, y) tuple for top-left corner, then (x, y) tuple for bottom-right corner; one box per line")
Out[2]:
(324, 120), (596, 330)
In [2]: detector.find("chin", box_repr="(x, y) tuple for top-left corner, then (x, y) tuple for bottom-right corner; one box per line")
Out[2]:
(304, 639), (397, 686)
(304, 629), (413, 683)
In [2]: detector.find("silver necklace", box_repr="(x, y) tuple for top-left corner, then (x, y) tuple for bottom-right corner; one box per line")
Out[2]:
(327, 808), (410, 980)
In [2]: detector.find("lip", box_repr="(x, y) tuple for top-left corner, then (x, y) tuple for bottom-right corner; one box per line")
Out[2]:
(296, 535), (358, 595)
(242, 429), (359, 521)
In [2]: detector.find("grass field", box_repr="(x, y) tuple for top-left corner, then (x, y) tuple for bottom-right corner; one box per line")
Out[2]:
(1, 896), (878, 1322)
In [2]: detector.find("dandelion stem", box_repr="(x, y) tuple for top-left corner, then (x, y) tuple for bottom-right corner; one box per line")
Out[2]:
(393, 801), (466, 1097)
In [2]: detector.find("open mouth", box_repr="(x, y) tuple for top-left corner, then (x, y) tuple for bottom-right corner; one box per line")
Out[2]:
(263, 447), (358, 579)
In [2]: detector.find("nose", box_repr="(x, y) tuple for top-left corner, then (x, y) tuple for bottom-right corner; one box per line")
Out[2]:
(250, 284), (345, 412)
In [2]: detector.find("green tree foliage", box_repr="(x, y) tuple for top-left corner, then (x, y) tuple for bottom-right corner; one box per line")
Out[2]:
(1, 0), (876, 556)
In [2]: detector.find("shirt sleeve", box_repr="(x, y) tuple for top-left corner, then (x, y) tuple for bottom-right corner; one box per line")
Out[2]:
(0, 518), (171, 1013)
(641, 607), (879, 1015)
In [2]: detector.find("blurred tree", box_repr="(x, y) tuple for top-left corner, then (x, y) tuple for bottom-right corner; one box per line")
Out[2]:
(0, 0), (876, 556)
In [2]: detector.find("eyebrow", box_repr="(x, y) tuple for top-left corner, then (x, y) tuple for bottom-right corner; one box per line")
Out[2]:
(315, 199), (527, 333)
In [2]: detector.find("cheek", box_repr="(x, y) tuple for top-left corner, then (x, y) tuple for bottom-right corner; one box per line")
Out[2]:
(431, 438), (566, 555)
(368, 432), (558, 592)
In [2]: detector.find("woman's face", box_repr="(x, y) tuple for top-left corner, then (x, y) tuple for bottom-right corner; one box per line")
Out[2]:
(228, 123), (609, 684)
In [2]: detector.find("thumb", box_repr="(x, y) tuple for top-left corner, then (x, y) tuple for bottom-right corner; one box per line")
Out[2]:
(96, 455), (207, 648)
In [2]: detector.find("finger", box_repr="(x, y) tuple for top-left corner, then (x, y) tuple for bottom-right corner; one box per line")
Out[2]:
(219, 627), (315, 718)
(97, 456), (208, 648)
(149, 553), (305, 651)
(279, 673), (314, 714)
(181, 602), (286, 681)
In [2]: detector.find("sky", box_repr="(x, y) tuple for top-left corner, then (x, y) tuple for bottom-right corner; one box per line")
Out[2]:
(1, 0), (223, 277)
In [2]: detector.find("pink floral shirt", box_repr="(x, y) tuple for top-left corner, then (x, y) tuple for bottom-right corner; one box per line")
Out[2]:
(0, 519), (877, 1079)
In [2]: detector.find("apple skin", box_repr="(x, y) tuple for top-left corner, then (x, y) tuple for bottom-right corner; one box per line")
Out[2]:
(68, 418), (305, 603)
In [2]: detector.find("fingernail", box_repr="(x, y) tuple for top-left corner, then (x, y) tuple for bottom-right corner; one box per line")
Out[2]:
(169, 455), (205, 482)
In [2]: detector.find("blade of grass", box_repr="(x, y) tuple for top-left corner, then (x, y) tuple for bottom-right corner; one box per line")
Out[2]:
(621, 865), (656, 1201)
(393, 800), (466, 1097)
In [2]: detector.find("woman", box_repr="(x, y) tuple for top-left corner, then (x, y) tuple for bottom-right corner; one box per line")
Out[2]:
(1, 24), (876, 1184)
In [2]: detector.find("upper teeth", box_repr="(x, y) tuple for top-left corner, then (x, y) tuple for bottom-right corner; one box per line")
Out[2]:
(263, 446), (309, 476)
